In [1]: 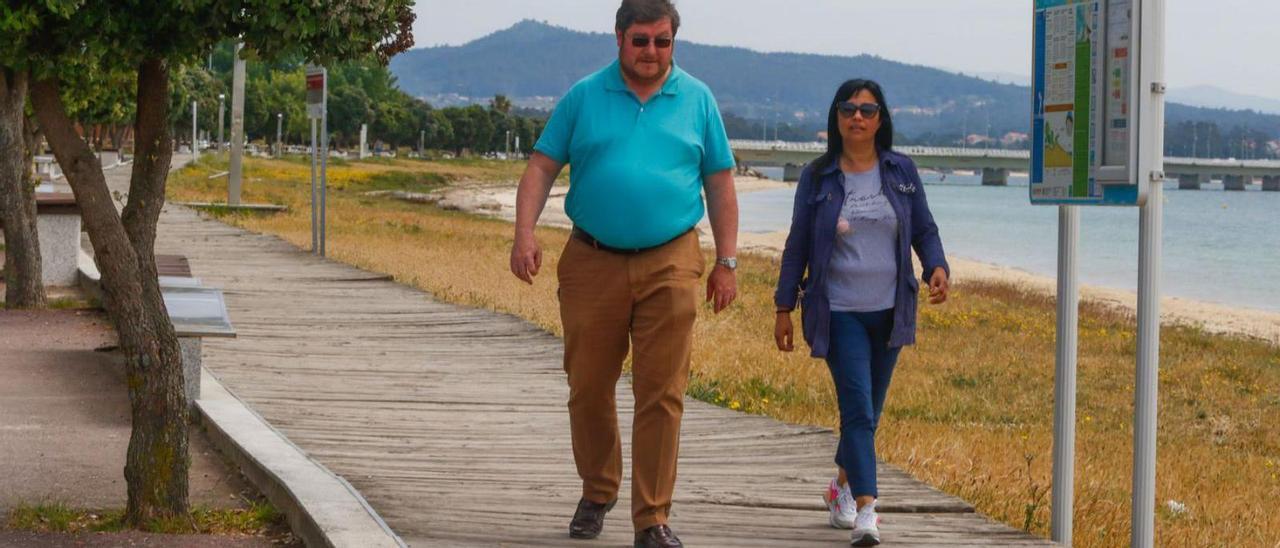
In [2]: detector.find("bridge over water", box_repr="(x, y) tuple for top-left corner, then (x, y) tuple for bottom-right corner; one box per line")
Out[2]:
(731, 140), (1280, 191)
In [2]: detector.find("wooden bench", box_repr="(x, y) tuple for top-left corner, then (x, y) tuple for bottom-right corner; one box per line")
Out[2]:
(156, 254), (193, 278)
(78, 251), (236, 408)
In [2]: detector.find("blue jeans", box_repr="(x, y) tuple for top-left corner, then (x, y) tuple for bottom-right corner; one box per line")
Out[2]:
(825, 309), (901, 498)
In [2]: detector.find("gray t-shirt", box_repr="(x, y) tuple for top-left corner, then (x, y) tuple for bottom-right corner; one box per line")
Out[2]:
(827, 166), (899, 312)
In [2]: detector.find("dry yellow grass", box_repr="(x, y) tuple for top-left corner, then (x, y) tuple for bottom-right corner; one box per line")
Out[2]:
(168, 155), (1280, 547)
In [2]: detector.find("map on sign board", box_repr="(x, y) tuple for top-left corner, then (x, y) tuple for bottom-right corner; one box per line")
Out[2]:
(1031, 0), (1139, 206)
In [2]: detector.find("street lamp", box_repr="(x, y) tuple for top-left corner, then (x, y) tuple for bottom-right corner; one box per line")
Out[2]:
(276, 113), (283, 158)
(217, 93), (225, 152)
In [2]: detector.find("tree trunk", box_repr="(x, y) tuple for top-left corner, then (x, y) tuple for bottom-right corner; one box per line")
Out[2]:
(0, 68), (45, 309)
(123, 60), (174, 281)
(111, 124), (127, 153)
(30, 64), (189, 527)
(24, 114), (43, 162)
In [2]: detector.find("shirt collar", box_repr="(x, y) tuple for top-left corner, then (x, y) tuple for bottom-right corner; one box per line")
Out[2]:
(604, 59), (684, 96)
(819, 147), (899, 176)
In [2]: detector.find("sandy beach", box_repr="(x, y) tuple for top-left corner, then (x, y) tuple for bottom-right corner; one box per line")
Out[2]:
(415, 176), (1280, 345)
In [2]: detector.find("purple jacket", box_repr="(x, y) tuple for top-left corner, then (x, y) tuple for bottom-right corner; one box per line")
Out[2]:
(774, 149), (949, 357)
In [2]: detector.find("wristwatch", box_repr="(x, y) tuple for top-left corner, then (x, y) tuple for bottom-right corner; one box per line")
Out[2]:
(715, 256), (737, 270)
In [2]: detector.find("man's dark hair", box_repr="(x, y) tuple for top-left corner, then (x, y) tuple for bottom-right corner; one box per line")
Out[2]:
(616, 0), (680, 35)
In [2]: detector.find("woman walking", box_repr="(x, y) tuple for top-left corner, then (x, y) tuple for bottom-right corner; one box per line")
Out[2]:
(773, 79), (950, 546)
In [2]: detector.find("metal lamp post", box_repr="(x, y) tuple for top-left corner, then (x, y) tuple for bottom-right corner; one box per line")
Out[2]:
(217, 93), (225, 152)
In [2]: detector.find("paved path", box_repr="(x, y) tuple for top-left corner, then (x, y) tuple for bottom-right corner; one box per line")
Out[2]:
(0, 309), (256, 514)
(114, 160), (1051, 546)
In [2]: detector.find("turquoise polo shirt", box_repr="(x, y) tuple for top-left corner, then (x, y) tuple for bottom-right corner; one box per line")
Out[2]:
(534, 60), (735, 249)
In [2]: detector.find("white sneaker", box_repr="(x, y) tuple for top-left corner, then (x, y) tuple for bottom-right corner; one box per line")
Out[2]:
(850, 499), (881, 546)
(822, 478), (856, 529)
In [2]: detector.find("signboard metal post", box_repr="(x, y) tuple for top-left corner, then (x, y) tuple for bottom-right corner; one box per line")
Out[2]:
(229, 42), (246, 206)
(306, 65), (328, 257)
(1051, 205), (1079, 546)
(191, 101), (198, 161)
(1132, 1), (1166, 545)
(320, 72), (328, 257)
(310, 117), (318, 253)
(1032, 1), (1164, 545)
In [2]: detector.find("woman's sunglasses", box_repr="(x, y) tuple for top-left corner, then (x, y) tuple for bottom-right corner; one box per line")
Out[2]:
(630, 36), (673, 49)
(836, 102), (881, 119)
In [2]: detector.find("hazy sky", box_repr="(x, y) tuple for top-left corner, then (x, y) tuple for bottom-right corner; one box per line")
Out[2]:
(411, 0), (1280, 100)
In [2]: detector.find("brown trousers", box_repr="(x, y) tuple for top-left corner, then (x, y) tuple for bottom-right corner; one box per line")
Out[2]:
(557, 229), (703, 531)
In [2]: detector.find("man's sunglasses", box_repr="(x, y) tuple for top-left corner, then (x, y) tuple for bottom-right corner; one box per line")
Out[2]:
(836, 102), (881, 119)
(630, 36), (673, 49)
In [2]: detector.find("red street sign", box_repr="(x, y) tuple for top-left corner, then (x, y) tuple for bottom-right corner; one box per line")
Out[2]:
(305, 65), (326, 119)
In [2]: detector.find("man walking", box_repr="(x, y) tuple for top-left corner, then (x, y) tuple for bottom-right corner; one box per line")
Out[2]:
(508, 1), (738, 546)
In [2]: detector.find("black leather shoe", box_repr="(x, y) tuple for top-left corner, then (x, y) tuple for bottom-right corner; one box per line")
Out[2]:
(569, 497), (617, 539)
(633, 524), (683, 548)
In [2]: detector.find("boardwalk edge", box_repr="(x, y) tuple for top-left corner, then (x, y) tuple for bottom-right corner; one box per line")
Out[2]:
(195, 367), (406, 548)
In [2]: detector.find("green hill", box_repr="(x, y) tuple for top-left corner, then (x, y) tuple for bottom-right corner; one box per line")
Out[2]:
(390, 20), (1280, 149)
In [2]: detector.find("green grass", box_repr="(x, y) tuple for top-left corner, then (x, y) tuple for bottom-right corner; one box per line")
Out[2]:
(357, 170), (449, 193)
(47, 296), (92, 310)
(5, 501), (283, 535)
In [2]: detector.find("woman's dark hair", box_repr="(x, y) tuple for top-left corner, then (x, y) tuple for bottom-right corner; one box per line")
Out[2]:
(616, 0), (680, 35)
(814, 79), (894, 173)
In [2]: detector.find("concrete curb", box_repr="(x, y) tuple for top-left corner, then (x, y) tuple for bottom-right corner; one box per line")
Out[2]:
(196, 368), (406, 548)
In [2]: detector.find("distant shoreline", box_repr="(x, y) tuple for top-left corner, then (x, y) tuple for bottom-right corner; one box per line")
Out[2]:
(427, 177), (1280, 345)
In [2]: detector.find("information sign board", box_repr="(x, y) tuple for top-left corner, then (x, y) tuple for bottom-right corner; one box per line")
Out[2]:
(1031, 0), (1147, 205)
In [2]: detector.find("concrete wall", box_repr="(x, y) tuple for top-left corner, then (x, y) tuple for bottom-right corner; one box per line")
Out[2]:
(180, 338), (202, 409)
(37, 213), (81, 286)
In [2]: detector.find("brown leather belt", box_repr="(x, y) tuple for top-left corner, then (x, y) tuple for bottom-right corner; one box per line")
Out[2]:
(571, 226), (689, 255)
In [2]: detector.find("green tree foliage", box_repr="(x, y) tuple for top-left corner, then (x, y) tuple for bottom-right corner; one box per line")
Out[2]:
(199, 54), (546, 154)
(169, 63), (224, 146)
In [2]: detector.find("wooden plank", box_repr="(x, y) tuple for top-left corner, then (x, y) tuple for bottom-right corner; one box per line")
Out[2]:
(155, 254), (193, 278)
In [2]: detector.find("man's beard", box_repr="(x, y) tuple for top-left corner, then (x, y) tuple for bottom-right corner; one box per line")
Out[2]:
(620, 56), (670, 87)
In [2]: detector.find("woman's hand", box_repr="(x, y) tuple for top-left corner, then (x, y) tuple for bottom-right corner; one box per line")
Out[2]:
(928, 267), (950, 304)
(775, 311), (795, 352)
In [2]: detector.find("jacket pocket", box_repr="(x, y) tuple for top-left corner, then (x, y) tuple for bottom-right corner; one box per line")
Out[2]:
(807, 190), (832, 205)
(902, 277), (919, 331)
(800, 292), (818, 346)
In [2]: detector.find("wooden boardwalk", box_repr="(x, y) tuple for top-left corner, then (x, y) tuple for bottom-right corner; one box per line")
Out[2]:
(114, 164), (1051, 546)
